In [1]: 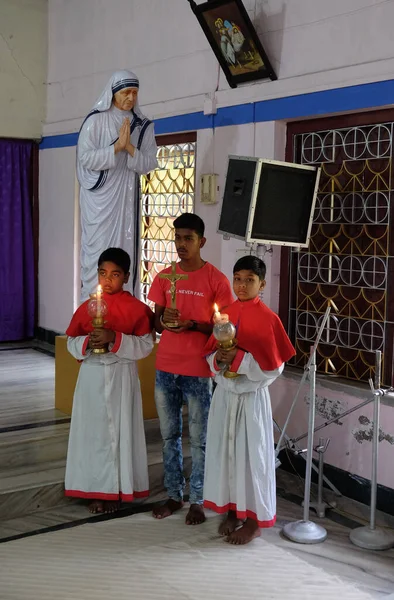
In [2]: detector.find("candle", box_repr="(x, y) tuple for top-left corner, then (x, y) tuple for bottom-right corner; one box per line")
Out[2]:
(96, 284), (102, 317)
(213, 303), (221, 322)
(213, 303), (229, 324)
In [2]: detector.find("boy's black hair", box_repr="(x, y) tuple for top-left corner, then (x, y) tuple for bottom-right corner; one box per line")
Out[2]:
(233, 255), (266, 280)
(173, 213), (205, 238)
(98, 247), (131, 274)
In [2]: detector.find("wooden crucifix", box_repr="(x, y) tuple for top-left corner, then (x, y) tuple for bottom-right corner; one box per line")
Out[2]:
(159, 261), (188, 310)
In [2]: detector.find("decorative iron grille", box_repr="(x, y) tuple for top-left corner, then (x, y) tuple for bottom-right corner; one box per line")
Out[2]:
(288, 123), (394, 384)
(140, 139), (196, 306)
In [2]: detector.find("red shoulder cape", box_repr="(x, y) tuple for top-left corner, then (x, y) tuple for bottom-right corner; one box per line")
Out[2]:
(66, 291), (153, 337)
(204, 297), (295, 371)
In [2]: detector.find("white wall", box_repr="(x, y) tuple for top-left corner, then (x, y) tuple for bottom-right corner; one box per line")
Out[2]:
(39, 0), (394, 487)
(195, 120), (285, 312)
(194, 121), (394, 490)
(41, 0), (394, 324)
(270, 375), (394, 489)
(39, 120), (282, 330)
(39, 145), (76, 332)
(44, 0), (394, 136)
(0, 0), (47, 138)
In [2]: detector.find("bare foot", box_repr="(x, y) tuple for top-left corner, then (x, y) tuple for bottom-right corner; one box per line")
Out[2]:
(152, 498), (184, 519)
(218, 510), (243, 536)
(103, 500), (120, 513)
(88, 500), (104, 514)
(185, 503), (206, 525)
(226, 518), (261, 545)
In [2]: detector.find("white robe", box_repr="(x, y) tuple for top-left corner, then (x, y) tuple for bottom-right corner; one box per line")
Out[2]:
(77, 105), (158, 301)
(65, 332), (154, 501)
(204, 352), (284, 527)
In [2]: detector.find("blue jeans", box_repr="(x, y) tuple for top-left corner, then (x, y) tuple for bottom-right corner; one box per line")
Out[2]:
(155, 370), (212, 505)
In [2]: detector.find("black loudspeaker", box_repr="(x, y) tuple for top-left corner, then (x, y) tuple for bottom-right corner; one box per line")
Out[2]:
(218, 156), (321, 248)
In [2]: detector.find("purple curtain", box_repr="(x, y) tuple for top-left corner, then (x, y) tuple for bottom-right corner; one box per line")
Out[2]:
(0, 139), (35, 341)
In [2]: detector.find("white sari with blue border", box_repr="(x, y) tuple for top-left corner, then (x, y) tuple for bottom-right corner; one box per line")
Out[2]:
(77, 70), (158, 301)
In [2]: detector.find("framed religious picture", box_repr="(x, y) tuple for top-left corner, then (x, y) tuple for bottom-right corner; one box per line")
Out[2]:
(188, 0), (277, 88)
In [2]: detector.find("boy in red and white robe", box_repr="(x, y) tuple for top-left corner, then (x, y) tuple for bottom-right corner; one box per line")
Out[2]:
(203, 255), (295, 544)
(65, 247), (154, 514)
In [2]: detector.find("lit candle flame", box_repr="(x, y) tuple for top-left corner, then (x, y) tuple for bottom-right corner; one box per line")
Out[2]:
(213, 303), (229, 324)
(213, 303), (222, 324)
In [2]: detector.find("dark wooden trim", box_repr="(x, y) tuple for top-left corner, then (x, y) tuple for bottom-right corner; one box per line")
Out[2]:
(278, 248), (291, 329)
(140, 132), (197, 302)
(279, 108), (394, 335)
(278, 124), (295, 327)
(34, 327), (61, 347)
(190, 0), (277, 88)
(155, 132), (197, 145)
(286, 107), (394, 137)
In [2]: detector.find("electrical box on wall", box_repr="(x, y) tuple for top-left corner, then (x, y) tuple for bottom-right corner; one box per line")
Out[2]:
(200, 174), (218, 204)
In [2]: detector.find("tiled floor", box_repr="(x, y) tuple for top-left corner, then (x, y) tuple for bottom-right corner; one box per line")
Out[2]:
(0, 347), (60, 429)
(0, 347), (393, 598)
(0, 509), (385, 600)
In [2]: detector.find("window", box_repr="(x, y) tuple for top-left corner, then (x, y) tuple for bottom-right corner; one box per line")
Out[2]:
(281, 111), (394, 385)
(140, 133), (196, 306)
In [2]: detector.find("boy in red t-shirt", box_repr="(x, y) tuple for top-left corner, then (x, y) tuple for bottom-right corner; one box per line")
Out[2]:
(148, 213), (233, 525)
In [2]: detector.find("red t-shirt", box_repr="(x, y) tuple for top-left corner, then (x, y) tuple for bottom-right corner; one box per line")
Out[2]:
(148, 262), (233, 377)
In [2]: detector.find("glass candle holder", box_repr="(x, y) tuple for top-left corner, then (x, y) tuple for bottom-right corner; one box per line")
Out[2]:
(213, 319), (239, 379)
(87, 295), (108, 354)
(213, 320), (236, 349)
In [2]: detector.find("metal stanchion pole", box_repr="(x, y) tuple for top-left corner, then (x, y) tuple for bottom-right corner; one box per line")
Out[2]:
(308, 438), (333, 518)
(282, 348), (327, 544)
(350, 351), (394, 550)
(275, 307), (331, 460)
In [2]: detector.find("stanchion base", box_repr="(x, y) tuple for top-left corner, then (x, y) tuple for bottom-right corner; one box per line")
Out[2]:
(349, 526), (394, 550)
(303, 499), (336, 519)
(282, 520), (327, 544)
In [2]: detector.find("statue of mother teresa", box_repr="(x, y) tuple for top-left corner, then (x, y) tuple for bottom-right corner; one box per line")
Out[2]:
(77, 70), (158, 301)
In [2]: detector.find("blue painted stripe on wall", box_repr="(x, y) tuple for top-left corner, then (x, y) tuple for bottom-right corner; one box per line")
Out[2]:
(40, 132), (78, 149)
(40, 78), (394, 150)
(154, 111), (213, 135)
(254, 78), (394, 122)
(214, 102), (255, 128)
